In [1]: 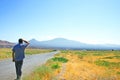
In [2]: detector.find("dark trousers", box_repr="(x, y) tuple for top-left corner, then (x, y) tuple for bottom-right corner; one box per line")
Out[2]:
(15, 60), (23, 78)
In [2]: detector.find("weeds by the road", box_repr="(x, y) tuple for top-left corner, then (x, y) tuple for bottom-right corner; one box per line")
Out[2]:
(23, 54), (68, 80)
(52, 57), (68, 63)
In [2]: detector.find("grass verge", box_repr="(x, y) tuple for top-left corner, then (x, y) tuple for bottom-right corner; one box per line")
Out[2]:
(23, 53), (68, 80)
(0, 48), (53, 60)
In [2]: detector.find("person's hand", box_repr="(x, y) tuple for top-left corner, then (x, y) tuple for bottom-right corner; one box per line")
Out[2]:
(22, 39), (29, 44)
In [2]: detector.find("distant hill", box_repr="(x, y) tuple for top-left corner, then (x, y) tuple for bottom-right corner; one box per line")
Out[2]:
(0, 40), (14, 48)
(29, 38), (120, 50)
(0, 38), (120, 50)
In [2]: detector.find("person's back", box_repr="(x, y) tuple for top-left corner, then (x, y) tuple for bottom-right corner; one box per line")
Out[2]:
(13, 43), (28, 61)
(12, 38), (29, 80)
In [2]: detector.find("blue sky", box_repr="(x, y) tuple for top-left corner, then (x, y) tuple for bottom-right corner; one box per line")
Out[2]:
(0, 0), (120, 44)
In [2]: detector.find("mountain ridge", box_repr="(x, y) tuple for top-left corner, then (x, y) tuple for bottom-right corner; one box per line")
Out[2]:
(29, 38), (120, 50)
(0, 38), (120, 50)
(0, 40), (14, 48)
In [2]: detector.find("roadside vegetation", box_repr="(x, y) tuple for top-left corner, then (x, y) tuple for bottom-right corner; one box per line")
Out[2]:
(24, 50), (120, 80)
(1, 48), (120, 79)
(23, 54), (68, 80)
(0, 48), (53, 60)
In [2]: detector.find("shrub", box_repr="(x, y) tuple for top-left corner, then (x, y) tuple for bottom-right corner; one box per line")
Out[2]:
(51, 63), (60, 69)
(52, 57), (68, 63)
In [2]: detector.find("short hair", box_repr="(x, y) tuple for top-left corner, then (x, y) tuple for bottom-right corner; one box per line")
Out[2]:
(19, 38), (23, 43)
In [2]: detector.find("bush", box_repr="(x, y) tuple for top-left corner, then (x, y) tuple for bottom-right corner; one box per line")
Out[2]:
(52, 57), (68, 63)
(51, 63), (60, 69)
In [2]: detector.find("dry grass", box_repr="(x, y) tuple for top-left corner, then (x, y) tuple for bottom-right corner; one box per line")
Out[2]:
(24, 50), (120, 80)
(57, 50), (120, 80)
(0, 48), (11, 60)
(25, 48), (53, 55)
(0, 48), (53, 60)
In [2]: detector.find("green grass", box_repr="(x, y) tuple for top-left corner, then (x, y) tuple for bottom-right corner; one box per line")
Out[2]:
(51, 57), (68, 69)
(75, 51), (87, 56)
(51, 63), (60, 69)
(102, 56), (120, 59)
(52, 57), (68, 63)
(114, 56), (120, 59)
(24, 65), (53, 80)
(117, 72), (120, 75)
(95, 60), (120, 68)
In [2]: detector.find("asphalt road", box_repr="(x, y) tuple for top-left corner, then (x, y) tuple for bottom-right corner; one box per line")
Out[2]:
(0, 51), (59, 80)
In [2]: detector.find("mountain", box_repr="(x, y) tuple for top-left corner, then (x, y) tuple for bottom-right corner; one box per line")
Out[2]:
(29, 38), (120, 50)
(0, 40), (14, 48)
(29, 38), (86, 49)
(0, 38), (119, 49)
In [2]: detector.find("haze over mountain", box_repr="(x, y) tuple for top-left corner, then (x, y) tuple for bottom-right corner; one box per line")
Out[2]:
(0, 38), (120, 50)
(30, 38), (87, 49)
(29, 38), (120, 50)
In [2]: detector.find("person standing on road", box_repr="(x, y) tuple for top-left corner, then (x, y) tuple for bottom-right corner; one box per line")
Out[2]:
(12, 38), (29, 80)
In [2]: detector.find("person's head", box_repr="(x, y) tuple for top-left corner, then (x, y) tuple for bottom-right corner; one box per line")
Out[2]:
(18, 38), (23, 44)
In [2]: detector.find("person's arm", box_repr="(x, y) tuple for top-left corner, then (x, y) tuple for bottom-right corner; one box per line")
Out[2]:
(22, 39), (30, 46)
(12, 51), (15, 62)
